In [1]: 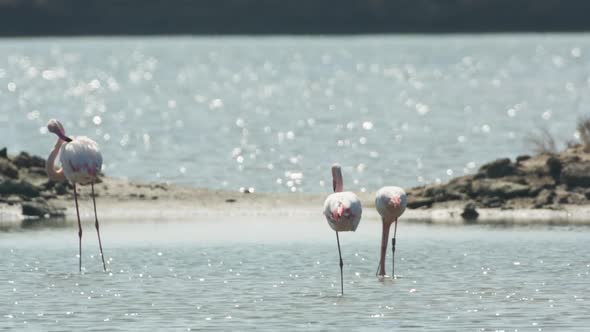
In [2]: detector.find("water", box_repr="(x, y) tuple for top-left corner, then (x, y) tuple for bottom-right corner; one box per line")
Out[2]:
(1, 34), (590, 193)
(0, 219), (589, 331)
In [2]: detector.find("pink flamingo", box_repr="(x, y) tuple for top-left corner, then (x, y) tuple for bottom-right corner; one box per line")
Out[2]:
(45, 119), (106, 272)
(323, 164), (362, 295)
(375, 186), (407, 278)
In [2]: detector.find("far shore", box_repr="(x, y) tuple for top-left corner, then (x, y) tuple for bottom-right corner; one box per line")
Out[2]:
(2, 144), (590, 227)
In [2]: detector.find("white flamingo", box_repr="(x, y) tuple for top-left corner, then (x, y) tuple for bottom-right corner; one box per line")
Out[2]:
(323, 164), (362, 295)
(375, 186), (407, 278)
(45, 119), (106, 272)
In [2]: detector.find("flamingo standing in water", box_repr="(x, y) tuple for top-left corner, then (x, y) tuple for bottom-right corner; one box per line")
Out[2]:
(46, 119), (107, 272)
(323, 164), (362, 295)
(375, 186), (407, 278)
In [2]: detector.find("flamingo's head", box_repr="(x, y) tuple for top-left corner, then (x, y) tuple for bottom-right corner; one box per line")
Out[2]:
(388, 196), (401, 209)
(47, 119), (72, 142)
(332, 202), (351, 221)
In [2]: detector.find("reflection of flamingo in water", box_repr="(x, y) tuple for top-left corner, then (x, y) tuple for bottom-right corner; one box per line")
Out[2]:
(375, 186), (407, 278)
(45, 119), (107, 272)
(323, 164), (362, 295)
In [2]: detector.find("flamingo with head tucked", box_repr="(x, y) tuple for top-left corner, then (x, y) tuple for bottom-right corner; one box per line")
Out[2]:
(375, 186), (407, 278)
(323, 164), (362, 295)
(46, 119), (107, 272)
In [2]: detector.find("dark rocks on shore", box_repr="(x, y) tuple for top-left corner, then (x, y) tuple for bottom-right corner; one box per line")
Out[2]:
(22, 198), (65, 218)
(477, 158), (516, 178)
(0, 158), (19, 179)
(0, 147), (72, 219)
(560, 161), (590, 188)
(407, 144), (590, 210)
(461, 202), (479, 222)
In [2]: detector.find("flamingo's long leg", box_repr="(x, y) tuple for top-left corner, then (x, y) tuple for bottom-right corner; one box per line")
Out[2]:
(73, 184), (82, 272)
(91, 183), (107, 272)
(392, 218), (398, 278)
(336, 231), (344, 295)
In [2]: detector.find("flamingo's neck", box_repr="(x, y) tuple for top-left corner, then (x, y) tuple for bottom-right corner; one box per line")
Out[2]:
(378, 220), (391, 276)
(332, 165), (343, 192)
(46, 139), (66, 181)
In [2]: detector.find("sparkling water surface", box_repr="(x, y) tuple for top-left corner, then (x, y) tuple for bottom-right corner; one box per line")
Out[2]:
(1, 34), (590, 193)
(1, 220), (589, 331)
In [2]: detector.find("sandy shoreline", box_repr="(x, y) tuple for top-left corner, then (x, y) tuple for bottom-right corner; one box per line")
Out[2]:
(3, 178), (590, 227)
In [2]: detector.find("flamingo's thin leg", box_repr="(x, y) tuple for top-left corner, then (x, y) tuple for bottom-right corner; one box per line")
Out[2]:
(73, 184), (82, 273)
(392, 218), (398, 278)
(336, 231), (344, 295)
(91, 183), (107, 272)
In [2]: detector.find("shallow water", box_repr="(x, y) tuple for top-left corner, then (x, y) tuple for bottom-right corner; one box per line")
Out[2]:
(1, 220), (589, 331)
(2, 34), (590, 193)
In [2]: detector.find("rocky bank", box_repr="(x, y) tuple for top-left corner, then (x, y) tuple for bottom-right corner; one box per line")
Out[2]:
(406, 144), (590, 213)
(0, 147), (69, 219)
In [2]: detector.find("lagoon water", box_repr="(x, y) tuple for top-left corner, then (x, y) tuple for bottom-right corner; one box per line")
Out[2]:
(2, 35), (590, 330)
(1, 219), (589, 331)
(1, 34), (590, 193)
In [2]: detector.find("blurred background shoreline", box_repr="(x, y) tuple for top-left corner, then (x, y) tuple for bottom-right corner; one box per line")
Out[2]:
(1, 0), (590, 36)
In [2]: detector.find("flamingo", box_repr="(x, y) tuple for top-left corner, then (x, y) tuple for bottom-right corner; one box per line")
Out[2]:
(375, 186), (407, 278)
(45, 119), (107, 272)
(323, 164), (362, 295)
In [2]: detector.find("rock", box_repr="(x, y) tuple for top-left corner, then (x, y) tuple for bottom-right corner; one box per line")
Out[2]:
(12, 152), (45, 168)
(0, 159), (19, 179)
(423, 184), (468, 202)
(472, 179), (531, 199)
(554, 188), (570, 204)
(27, 166), (47, 176)
(546, 156), (562, 182)
(516, 155), (531, 163)
(461, 202), (479, 221)
(406, 196), (433, 209)
(21, 199), (65, 218)
(0, 147), (7, 159)
(446, 176), (474, 196)
(0, 195), (21, 205)
(53, 181), (71, 195)
(526, 175), (556, 196)
(478, 158), (516, 178)
(568, 193), (587, 205)
(0, 179), (41, 197)
(533, 189), (554, 208)
(561, 161), (590, 188)
(40, 191), (57, 199)
(481, 196), (504, 208)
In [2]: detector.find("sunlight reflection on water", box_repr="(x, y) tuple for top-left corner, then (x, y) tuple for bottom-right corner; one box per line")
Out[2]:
(2, 35), (590, 193)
